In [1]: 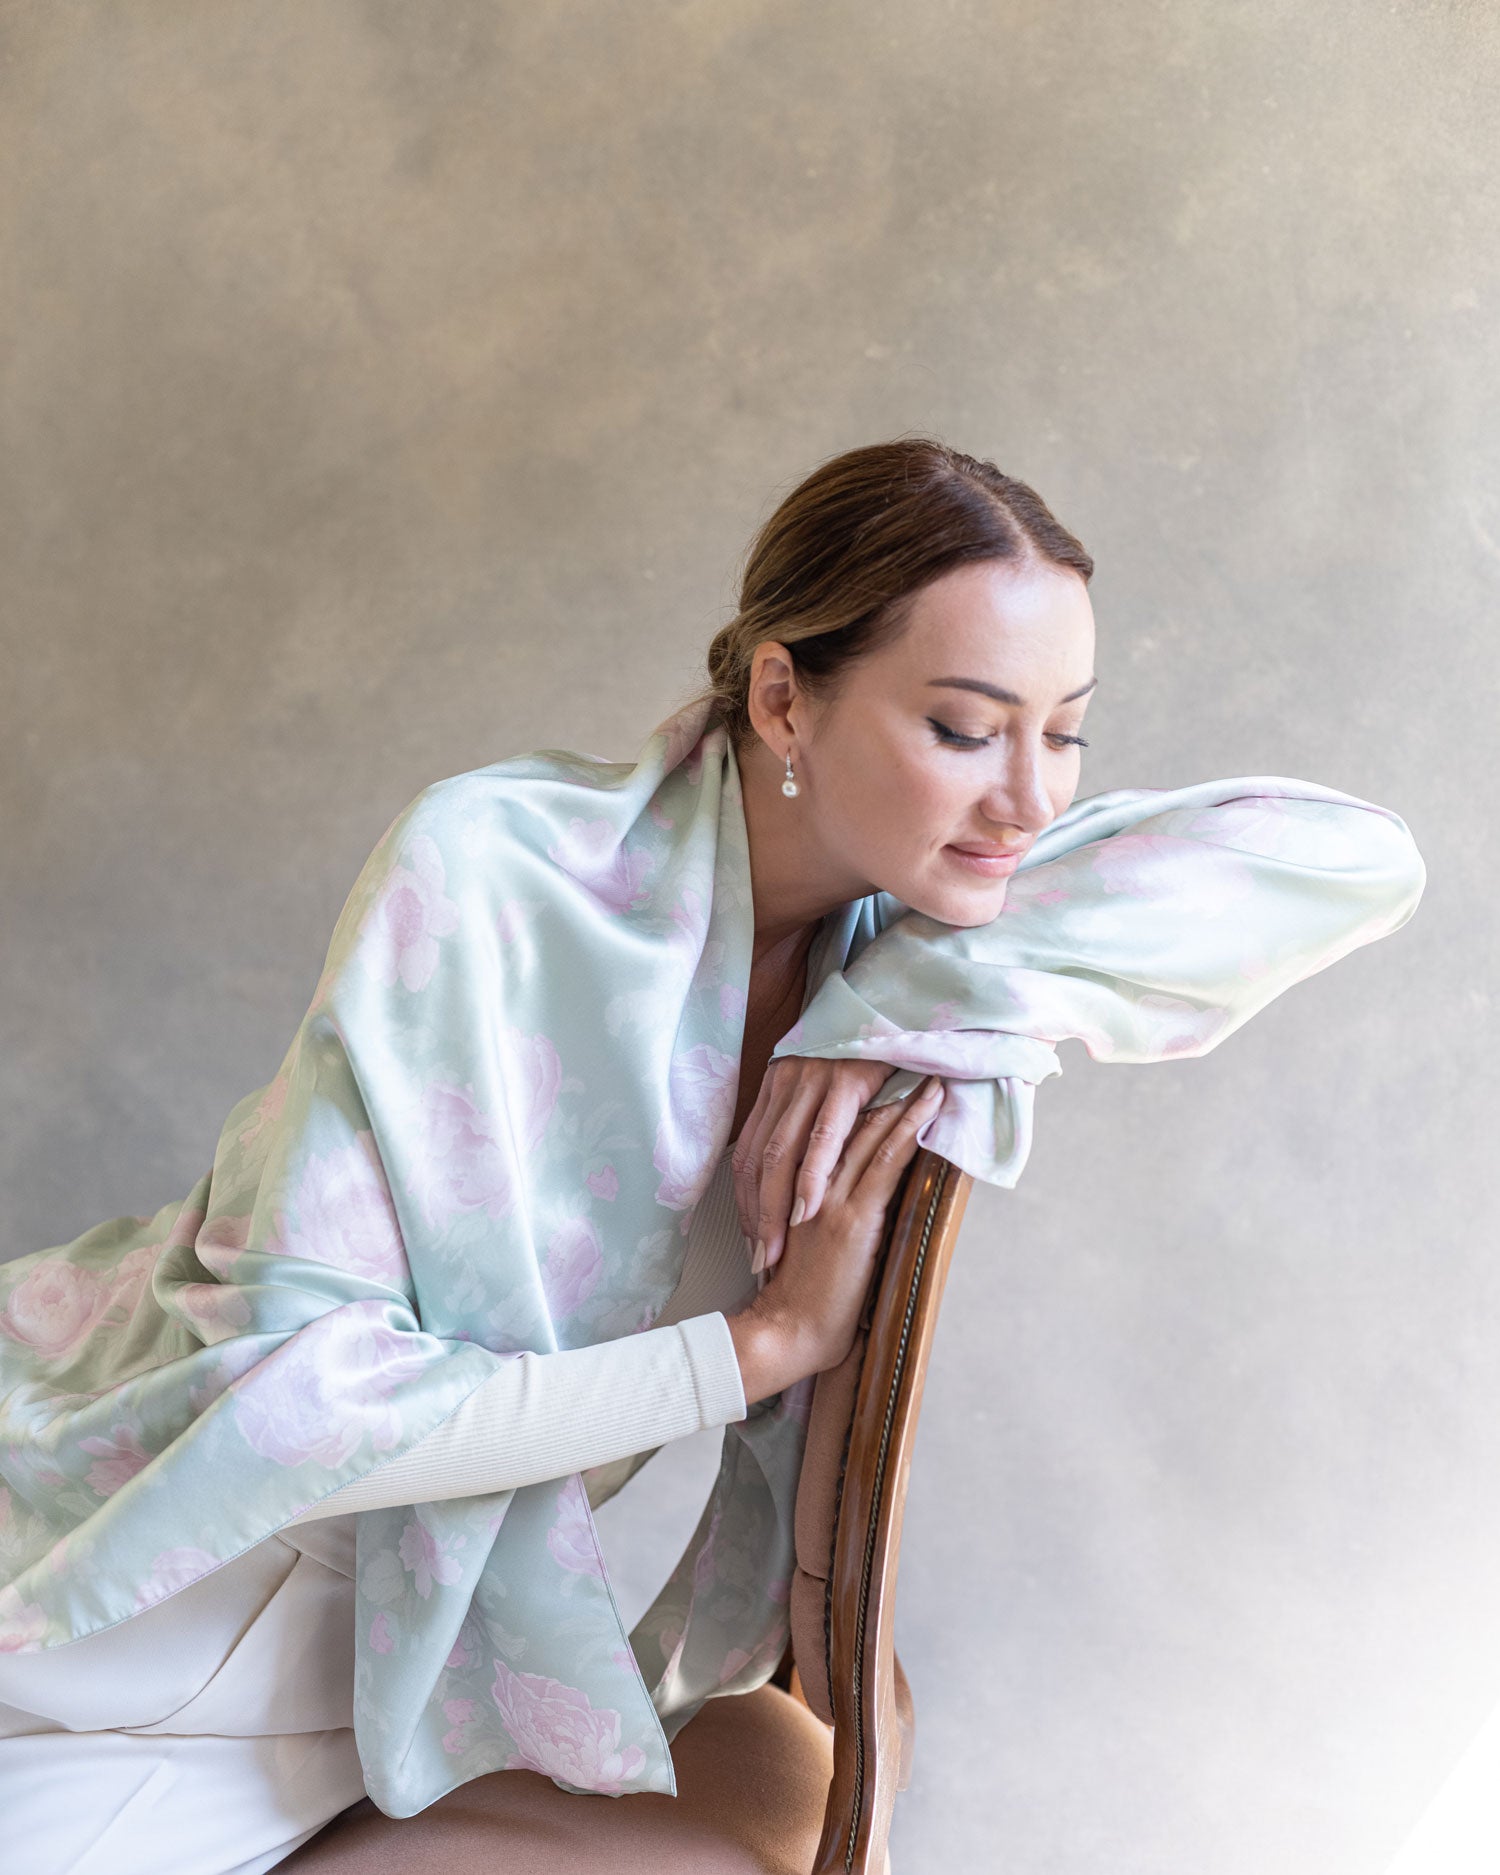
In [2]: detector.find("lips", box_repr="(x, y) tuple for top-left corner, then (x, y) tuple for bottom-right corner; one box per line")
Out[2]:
(945, 843), (1025, 877)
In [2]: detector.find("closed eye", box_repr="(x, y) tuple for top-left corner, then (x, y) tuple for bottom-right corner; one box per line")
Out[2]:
(927, 716), (1089, 751)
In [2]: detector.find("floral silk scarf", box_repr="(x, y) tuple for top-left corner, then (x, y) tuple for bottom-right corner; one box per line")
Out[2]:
(0, 699), (1424, 1815)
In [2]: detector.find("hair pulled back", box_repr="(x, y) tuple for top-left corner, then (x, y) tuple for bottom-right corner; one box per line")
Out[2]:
(701, 437), (1094, 746)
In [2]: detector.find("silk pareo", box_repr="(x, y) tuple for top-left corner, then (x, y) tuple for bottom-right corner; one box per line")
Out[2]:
(0, 699), (1424, 1817)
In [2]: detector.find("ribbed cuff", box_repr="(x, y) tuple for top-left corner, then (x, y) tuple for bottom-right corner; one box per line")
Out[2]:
(675, 1311), (748, 1427)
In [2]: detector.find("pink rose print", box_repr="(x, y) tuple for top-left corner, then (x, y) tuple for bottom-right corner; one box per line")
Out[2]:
(237, 1073), (288, 1150)
(545, 1477), (605, 1580)
(363, 832), (461, 993)
(1133, 993), (1227, 1057)
(234, 1338), (363, 1469)
(97, 1240), (169, 1323)
(719, 983), (746, 1027)
(232, 1304), (430, 1467)
(542, 1218), (603, 1319)
(79, 1422), (153, 1498)
(175, 1281), (254, 1343)
(652, 1044), (736, 1210)
(1090, 834), (1254, 921)
(716, 1630), (787, 1687)
(162, 1200), (208, 1250)
(405, 1033), (560, 1233)
(656, 1619), (685, 1670)
(668, 888), (708, 954)
(369, 1612), (397, 1655)
(187, 1340), (265, 1415)
(0, 1261), (106, 1360)
(404, 1083), (514, 1233)
(585, 1164), (619, 1202)
(494, 899), (534, 947)
(717, 1646), (754, 1686)
(398, 1511), (468, 1599)
(656, 704), (709, 778)
(133, 1547), (221, 1612)
(441, 1696), (477, 1756)
(269, 1132), (409, 1288)
(546, 817), (656, 915)
(490, 1658), (646, 1794)
(0, 1586), (48, 1654)
(692, 1515), (721, 1596)
(996, 870), (1070, 915)
(194, 1212), (253, 1279)
(505, 1029), (564, 1151)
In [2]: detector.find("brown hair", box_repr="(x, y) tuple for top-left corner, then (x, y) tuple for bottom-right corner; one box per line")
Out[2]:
(700, 437), (1094, 745)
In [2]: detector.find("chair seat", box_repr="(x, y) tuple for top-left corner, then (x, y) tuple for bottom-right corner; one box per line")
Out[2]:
(284, 1683), (836, 1875)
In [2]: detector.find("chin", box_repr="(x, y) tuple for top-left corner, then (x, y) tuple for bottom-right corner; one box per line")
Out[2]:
(941, 887), (1011, 928)
(899, 876), (1011, 929)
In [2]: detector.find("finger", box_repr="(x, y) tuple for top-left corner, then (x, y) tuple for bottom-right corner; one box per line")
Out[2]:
(799, 1060), (909, 1218)
(730, 1068), (779, 1243)
(840, 1076), (942, 1195)
(735, 1070), (798, 1258)
(765, 1091), (885, 1274)
(789, 1083), (867, 1231)
(756, 1072), (832, 1269)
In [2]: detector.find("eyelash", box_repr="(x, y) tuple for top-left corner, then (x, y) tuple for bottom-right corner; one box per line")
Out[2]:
(927, 716), (1089, 752)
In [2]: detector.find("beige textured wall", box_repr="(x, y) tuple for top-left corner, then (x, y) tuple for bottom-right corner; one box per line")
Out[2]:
(3, 5), (1497, 1869)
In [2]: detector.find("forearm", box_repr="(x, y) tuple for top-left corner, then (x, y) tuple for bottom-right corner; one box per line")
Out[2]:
(284, 1312), (747, 1525)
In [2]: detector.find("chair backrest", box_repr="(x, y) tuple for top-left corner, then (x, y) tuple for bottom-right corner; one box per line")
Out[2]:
(781, 1148), (974, 1874)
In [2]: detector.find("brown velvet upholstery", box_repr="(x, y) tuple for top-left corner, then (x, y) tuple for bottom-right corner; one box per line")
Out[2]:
(283, 1683), (836, 1875)
(285, 1149), (971, 1875)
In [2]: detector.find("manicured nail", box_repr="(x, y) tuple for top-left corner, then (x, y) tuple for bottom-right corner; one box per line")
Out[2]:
(790, 1195), (806, 1227)
(752, 1239), (766, 1273)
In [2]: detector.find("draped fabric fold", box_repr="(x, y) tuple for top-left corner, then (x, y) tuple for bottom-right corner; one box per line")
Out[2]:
(0, 700), (1424, 1817)
(775, 775), (1426, 1183)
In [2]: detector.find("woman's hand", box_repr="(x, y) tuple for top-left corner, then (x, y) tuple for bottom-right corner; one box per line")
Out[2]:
(726, 1076), (944, 1404)
(731, 1055), (900, 1275)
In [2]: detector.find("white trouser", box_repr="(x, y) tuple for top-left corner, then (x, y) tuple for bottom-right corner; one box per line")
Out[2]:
(0, 1727), (367, 1875)
(0, 1525), (368, 1875)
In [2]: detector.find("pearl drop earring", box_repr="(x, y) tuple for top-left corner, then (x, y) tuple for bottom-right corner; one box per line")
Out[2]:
(781, 752), (799, 798)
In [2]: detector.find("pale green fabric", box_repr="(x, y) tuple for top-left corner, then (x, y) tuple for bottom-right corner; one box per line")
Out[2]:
(0, 700), (1424, 1817)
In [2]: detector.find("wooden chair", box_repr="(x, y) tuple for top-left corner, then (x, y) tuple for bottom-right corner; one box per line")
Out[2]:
(284, 1149), (973, 1875)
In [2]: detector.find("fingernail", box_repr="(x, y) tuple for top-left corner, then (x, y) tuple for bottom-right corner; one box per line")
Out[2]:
(790, 1195), (806, 1227)
(752, 1239), (765, 1273)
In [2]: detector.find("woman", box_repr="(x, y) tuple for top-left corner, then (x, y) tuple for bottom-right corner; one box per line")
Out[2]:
(0, 439), (1424, 1874)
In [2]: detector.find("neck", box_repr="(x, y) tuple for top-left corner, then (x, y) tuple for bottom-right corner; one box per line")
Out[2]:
(736, 734), (874, 966)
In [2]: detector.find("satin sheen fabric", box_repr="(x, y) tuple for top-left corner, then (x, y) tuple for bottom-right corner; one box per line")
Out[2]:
(0, 698), (1424, 1818)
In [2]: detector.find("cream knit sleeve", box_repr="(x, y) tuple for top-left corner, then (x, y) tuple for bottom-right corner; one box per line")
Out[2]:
(284, 1311), (747, 1526)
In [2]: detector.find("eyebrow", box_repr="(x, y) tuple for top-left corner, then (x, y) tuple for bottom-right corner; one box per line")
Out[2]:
(927, 675), (1099, 707)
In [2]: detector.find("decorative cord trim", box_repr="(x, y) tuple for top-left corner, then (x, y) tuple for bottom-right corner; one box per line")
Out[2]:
(824, 1161), (949, 1872)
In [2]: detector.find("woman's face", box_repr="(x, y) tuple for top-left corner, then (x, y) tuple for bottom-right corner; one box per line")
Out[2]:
(788, 558), (1097, 927)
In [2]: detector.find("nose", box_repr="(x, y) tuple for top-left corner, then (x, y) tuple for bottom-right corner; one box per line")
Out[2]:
(977, 743), (1054, 841)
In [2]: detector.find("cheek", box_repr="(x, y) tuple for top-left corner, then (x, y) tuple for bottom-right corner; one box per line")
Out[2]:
(840, 754), (964, 858)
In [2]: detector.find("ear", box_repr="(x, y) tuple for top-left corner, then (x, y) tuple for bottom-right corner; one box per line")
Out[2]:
(745, 641), (806, 760)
